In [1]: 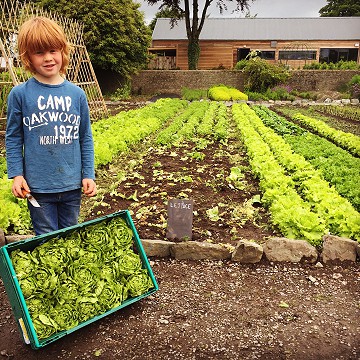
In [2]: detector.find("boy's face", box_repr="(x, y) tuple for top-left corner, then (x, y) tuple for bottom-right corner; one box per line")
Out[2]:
(29, 49), (63, 84)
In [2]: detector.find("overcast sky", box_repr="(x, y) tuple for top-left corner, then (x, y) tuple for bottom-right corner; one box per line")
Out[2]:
(136, 0), (328, 23)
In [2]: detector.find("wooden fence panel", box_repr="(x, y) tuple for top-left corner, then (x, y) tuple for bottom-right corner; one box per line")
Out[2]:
(0, 0), (108, 124)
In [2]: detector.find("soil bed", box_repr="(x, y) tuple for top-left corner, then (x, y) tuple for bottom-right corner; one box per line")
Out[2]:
(85, 136), (279, 246)
(0, 260), (359, 360)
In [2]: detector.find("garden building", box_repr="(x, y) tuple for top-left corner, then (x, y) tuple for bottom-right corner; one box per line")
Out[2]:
(149, 17), (360, 70)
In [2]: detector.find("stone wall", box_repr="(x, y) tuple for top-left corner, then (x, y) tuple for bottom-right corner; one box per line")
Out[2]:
(130, 70), (360, 96)
(130, 70), (245, 95)
(285, 70), (360, 92)
(131, 70), (244, 95)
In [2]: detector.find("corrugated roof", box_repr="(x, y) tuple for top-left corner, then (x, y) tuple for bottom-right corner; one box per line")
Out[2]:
(152, 17), (360, 41)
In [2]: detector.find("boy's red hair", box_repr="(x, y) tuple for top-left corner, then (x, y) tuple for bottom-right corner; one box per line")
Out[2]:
(18, 17), (71, 75)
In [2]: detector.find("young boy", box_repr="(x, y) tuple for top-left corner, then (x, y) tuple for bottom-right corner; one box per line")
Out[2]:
(5, 16), (97, 235)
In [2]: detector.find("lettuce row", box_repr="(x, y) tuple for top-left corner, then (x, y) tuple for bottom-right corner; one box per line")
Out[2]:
(196, 101), (229, 140)
(213, 102), (229, 141)
(156, 100), (209, 145)
(92, 98), (187, 166)
(247, 105), (360, 242)
(252, 105), (305, 136)
(253, 106), (360, 212)
(312, 105), (360, 123)
(176, 101), (210, 140)
(232, 103), (327, 245)
(197, 101), (219, 137)
(292, 112), (360, 157)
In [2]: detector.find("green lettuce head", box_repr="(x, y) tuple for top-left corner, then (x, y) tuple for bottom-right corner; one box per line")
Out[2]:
(51, 303), (80, 331)
(32, 314), (58, 340)
(126, 269), (153, 298)
(33, 241), (70, 273)
(56, 278), (80, 305)
(76, 296), (101, 323)
(19, 276), (37, 298)
(98, 281), (126, 312)
(32, 266), (59, 297)
(68, 261), (100, 294)
(115, 249), (142, 277)
(58, 232), (84, 260)
(109, 217), (133, 249)
(11, 249), (37, 279)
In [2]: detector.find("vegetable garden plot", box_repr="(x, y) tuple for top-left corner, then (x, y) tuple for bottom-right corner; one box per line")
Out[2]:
(1, 99), (359, 247)
(88, 100), (277, 246)
(0, 98), (187, 235)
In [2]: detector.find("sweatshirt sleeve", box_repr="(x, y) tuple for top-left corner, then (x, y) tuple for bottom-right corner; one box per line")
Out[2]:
(79, 92), (95, 180)
(5, 88), (24, 179)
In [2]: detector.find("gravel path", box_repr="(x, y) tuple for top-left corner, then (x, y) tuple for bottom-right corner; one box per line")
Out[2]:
(1, 258), (359, 360)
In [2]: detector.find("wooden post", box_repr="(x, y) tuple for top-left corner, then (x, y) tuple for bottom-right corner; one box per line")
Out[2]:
(0, 38), (18, 85)
(0, 228), (5, 247)
(0, 228), (34, 247)
(6, 235), (34, 243)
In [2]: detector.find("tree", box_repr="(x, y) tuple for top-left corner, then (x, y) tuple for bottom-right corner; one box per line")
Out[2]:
(146, 0), (253, 70)
(33, 0), (152, 78)
(319, 0), (360, 16)
(149, 6), (181, 31)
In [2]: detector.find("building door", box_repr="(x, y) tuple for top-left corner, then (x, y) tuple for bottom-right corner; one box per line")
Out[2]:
(237, 48), (250, 61)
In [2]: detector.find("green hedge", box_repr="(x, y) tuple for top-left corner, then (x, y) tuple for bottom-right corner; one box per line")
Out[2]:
(208, 85), (248, 101)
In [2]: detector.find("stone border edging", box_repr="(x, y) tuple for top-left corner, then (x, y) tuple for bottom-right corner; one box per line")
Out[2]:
(141, 235), (360, 265)
(2, 231), (359, 265)
(246, 98), (360, 107)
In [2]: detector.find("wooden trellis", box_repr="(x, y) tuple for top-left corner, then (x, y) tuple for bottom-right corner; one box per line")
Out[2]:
(0, 0), (108, 126)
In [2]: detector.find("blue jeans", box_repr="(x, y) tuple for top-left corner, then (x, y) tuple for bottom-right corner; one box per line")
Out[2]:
(27, 189), (82, 235)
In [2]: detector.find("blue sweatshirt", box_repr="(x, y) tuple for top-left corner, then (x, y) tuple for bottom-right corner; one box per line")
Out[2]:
(6, 77), (95, 193)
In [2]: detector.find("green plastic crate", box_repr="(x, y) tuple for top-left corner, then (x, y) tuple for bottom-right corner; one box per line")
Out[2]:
(0, 210), (158, 349)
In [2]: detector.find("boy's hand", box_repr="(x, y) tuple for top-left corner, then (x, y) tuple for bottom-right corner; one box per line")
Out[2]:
(82, 178), (97, 197)
(12, 176), (30, 198)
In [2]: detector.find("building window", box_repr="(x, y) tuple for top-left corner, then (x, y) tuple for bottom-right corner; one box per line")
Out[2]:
(279, 50), (317, 60)
(149, 49), (176, 57)
(258, 51), (275, 60)
(237, 49), (275, 61)
(319, 48), (358, 63)
(148, 48), (177, 70)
